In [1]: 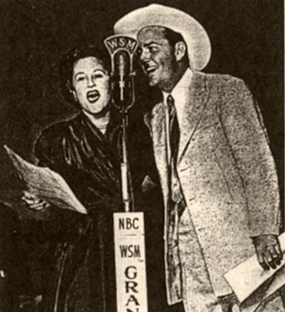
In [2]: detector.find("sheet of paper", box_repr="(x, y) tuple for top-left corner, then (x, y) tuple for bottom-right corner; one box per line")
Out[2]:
(241, 265), (285, 312)
(4, 145), (87, 214)
(224, 232), (285, 304)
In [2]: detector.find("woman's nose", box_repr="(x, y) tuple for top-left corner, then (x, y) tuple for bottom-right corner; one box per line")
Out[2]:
(87, 76), (96, 87)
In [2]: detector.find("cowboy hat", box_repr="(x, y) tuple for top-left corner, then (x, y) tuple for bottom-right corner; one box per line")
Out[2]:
(114, 4), (211, 70)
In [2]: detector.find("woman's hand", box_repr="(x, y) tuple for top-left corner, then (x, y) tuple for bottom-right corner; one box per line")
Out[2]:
(22, 190), (50, 211)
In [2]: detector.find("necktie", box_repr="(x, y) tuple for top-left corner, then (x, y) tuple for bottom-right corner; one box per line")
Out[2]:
(166, 95), (185, 210)
(167, 95), (179, 162)
(165, 95), (185, 295)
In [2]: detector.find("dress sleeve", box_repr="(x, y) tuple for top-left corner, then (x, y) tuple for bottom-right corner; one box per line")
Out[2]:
(33, 128), (90, 240)
(34, 129), (58, 168)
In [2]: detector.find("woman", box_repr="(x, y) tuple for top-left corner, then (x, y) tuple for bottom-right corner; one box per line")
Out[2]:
(23, 42), (174, 312)
(23, 43), (125, 312)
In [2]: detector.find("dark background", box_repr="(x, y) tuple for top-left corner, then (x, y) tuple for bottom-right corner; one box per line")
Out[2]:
(0, 0), (283, 309)
(0, 0), (283, 222)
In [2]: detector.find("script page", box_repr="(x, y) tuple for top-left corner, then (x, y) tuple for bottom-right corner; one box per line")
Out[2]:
(4, 145), (87, 214)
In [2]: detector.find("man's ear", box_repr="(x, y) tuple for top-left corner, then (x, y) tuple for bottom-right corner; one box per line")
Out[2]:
(174, 42), (186, 62)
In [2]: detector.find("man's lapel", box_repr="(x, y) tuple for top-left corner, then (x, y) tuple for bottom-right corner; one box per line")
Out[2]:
(178, 72), (211, 163)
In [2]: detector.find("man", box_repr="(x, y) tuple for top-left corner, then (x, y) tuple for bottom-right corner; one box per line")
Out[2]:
(114, 4), (284, 312)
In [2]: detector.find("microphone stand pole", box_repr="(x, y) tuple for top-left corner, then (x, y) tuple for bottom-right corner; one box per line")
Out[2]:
(121, 108), (131, 212)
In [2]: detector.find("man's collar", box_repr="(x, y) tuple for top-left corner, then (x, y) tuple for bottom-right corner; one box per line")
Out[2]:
(162, 68), (193, 104)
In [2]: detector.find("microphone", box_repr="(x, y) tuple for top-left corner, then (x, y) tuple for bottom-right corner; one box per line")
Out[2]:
(113, 50), (131, 108)
(104, 35), (138, 111)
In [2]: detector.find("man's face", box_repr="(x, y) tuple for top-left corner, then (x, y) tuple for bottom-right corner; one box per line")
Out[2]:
(72, 56), (111, 115)
(137, 27), (177, 91)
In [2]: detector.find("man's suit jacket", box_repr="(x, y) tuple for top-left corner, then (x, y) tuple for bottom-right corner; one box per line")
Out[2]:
(145, 71), (280, 306)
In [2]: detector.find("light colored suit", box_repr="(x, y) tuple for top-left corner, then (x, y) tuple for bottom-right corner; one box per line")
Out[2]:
(145, 71), (280, 311)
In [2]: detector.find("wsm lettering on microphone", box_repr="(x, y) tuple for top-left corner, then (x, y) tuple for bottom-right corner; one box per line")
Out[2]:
(105, 36), (137, 55)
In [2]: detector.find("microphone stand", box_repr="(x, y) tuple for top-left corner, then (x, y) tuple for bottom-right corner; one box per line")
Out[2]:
(104, 36), (148, 312)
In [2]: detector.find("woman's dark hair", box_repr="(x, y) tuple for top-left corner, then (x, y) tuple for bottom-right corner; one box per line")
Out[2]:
(59, 43), (111, 103)
(60, 43), (110, 89)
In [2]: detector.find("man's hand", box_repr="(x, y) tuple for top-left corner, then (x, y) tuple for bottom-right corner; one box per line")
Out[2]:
(22, 190), (50, 211)
(252, 234), (282, 270)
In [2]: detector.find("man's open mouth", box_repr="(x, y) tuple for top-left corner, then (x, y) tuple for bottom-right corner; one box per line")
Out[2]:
(145, 66), (157, 75)
(87, 90), (100, 103)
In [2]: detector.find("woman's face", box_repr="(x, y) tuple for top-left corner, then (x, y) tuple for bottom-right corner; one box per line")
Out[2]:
(72, 56), (111, 115)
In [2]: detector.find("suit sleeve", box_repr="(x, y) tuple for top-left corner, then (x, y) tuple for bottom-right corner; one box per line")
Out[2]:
(219, 78), (280, 237)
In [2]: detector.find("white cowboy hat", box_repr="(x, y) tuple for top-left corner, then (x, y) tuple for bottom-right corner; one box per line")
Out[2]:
(114, 4), (211, 70)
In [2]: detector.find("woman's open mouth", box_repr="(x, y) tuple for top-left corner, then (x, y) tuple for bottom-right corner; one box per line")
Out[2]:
(87, 90), (100, 103)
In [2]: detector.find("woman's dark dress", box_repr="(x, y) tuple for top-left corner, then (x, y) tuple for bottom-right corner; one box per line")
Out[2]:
(33, 110), (174, 312)
(35, 112), (123, 312)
